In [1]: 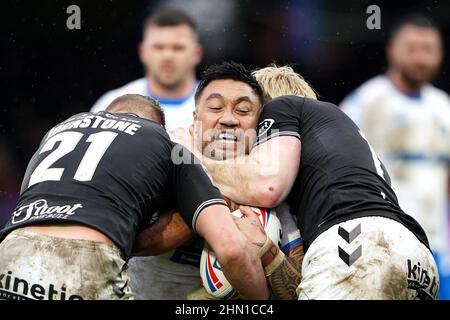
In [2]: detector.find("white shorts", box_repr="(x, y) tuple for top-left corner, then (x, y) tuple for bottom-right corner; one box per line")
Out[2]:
(0, 229), (133, 300)
(128, 250), (202, 300)
(297, 216), (439, 300)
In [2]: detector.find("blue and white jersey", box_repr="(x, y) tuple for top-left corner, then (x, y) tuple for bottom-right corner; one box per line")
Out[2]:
(340, 75), (450, 256)
(91, 78), (197, 131)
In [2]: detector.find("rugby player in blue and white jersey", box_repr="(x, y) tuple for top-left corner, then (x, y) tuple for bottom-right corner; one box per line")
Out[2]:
(91, 8), (202, 131)
(341, 14), (450, 299)
(133, 62), (306, 300)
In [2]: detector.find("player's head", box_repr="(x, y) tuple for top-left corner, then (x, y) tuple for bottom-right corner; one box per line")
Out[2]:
(106, 94), (166, 126)
(252, 64), (317, 102)
(194, 62), (264, 160)
(139, 8), (203, 90)
(386, 14), (443, 87)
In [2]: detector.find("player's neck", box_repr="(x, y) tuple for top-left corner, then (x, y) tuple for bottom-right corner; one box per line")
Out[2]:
(147, 74), (196, 100)
(387, 69), (422, 95)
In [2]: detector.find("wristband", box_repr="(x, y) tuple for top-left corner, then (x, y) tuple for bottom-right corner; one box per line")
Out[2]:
(263, 249), (285, 277)
(257, 236), (273, 257)
(259, 237), (286, 277)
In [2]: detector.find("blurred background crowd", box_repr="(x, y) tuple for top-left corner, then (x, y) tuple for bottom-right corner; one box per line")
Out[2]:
(1, 0), (450, 297)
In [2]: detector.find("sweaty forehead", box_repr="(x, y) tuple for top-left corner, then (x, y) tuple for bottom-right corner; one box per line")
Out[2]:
(199, 79), (260, 105)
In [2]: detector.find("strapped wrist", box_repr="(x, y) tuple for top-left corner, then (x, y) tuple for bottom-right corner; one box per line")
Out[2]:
(258, 237), (286, 277)
(257, 236), (273, 257)
(263, 249), (285, 277)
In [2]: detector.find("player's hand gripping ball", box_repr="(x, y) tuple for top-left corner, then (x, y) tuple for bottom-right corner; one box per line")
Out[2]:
(199, 207), (282, 299)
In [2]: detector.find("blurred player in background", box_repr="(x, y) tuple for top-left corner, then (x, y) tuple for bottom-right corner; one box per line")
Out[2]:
(90, 8), (202, 131)
(340, 14), (450, 299)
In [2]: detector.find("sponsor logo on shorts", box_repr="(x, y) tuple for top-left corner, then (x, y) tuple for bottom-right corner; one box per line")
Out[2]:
(407, 259), (438, 300)
(338, 224), (362, 266)
(12, 199), (83, 225)
(0, 271), (83, 300)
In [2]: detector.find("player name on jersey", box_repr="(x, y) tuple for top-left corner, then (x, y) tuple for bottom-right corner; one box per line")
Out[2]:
(45, 113), (143, 141)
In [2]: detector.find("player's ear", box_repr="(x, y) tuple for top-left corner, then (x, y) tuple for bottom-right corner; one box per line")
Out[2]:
(138, 42), (145, 64)
(194, 44), (203, 66)
(385, 40), (395, 64)
(257, 103), (263, 115)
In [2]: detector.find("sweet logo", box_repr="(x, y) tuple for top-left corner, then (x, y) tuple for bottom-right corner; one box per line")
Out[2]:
(12, 199), (83, 225)
(257, 119), (275, 137)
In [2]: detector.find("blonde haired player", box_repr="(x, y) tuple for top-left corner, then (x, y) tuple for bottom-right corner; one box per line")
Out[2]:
(202, 64), (438, 300)
(252, 64), (317, 101)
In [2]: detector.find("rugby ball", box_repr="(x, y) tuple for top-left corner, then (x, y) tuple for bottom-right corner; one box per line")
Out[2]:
(200, 207), (282, 299)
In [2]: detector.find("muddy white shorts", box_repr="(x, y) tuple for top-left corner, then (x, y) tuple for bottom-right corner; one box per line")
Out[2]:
(297, 216), (439, 300)
(0, 229), (133, 300)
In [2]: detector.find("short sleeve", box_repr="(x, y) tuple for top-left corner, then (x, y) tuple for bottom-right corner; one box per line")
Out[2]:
(255, 96), (302, 146)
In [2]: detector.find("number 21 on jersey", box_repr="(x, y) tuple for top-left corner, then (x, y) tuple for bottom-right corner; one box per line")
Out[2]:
(28, 131), (118, 188)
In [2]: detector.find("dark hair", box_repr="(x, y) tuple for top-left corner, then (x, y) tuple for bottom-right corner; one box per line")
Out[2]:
(143, 7), (198, 35)
(106, 94), (165, 126)
(388, 13), (440, 41)
(195, 61), (264, 106)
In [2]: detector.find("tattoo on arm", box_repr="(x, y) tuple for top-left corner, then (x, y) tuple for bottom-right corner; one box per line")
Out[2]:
(268, 244), (305, 300)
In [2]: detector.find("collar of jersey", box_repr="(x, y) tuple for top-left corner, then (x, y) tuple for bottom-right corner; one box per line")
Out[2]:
(385, 74), (422, 100)
(147, 80), (199, 106)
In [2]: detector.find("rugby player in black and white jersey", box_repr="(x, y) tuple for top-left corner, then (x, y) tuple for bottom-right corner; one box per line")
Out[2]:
(0, 94), (268, 300)
(201, 65), (440, 300)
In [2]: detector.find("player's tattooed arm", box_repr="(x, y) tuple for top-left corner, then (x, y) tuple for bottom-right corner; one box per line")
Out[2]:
(266, 244), (304, 300)
(234, 206), (304, 299)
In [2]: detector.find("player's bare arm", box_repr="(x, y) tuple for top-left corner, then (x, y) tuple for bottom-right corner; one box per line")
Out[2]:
(132, 196), (240, 256)
(196, 204), (270, 299)
(132, 211), (194, 256)
(203, 136), (301, 208)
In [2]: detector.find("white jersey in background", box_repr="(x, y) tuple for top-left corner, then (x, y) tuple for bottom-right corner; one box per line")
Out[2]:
(340, 75), (450, 264)
(90, 78), (197, 131)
